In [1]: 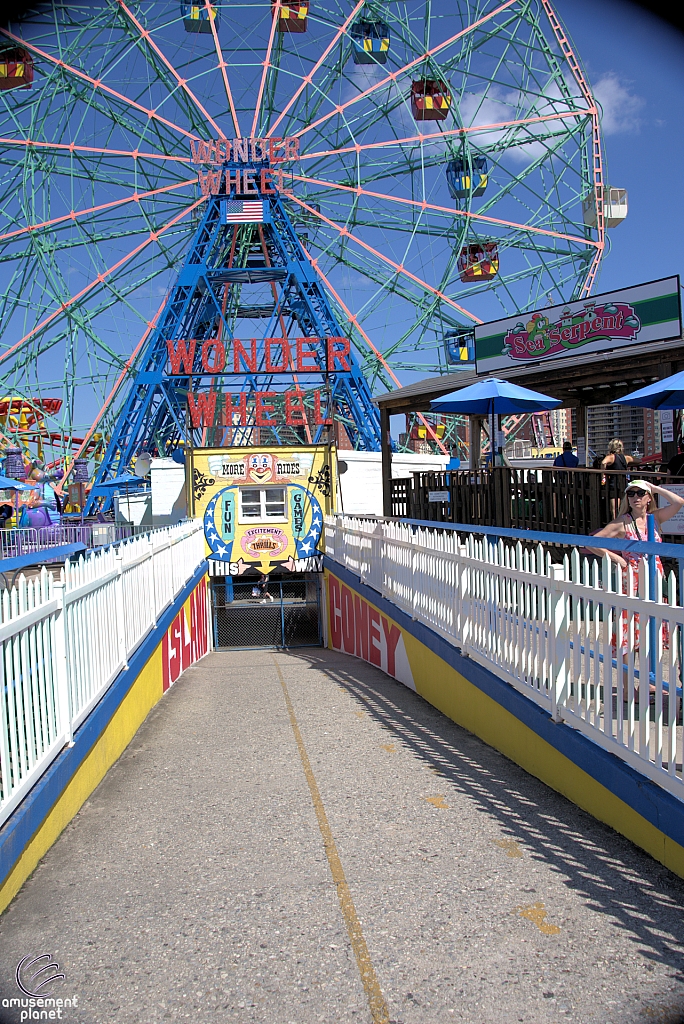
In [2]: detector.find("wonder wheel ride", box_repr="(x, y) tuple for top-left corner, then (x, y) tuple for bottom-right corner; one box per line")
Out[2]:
(0, 0), (609, 473)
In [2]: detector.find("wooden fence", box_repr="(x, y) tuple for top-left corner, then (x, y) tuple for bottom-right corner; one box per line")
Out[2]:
(390, 466), (681, 538)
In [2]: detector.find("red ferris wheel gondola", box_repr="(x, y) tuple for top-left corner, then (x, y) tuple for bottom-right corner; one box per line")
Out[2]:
(0, 48), (33, 91)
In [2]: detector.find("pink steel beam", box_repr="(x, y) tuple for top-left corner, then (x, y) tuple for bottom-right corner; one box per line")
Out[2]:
(539, 0), (605, 296)
(0, 28), (200, 143)
(293, 0), (519, 142)
(0, 178), (196, 244)
(205, 0), (241, 137)
(0, 137), (192, 164)
(303, 247), (448, 454)
(299, 107), (594, 162)
(251, 0), (281, 138)
(266, 0), (366, 138)
(0, 196), (206, 370)
(116, 1), (226, 137)
(292, 173), (601, 248)
(56, 294), (170, 491)
(288, 195), (482, 324)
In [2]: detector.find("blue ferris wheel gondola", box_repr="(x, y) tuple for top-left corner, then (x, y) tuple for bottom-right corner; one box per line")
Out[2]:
(180, 3), (219, 33)
(446, 156), (488, 199)
(444, 330), (475, 367)
(350, 20), (390, 64)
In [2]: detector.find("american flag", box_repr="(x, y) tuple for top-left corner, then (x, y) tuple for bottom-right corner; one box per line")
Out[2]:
(224, 200), (265, 223)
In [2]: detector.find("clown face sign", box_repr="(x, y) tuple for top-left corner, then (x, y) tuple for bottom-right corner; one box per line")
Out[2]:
(247, 452), (273, 483)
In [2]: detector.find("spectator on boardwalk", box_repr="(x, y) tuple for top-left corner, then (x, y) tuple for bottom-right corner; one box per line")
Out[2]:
(553, 440), (579, 469)
(601, 438), (635, 518)
(592, 480), (684, 655)
(601, 437), (634, 472)
(666, 444), (684, 480)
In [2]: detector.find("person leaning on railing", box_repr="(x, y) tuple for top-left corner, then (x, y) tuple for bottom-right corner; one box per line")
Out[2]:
(591, 480), (684, 656)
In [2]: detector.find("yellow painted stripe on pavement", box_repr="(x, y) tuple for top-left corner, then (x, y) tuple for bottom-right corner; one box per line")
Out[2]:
(273, 656), (389, 1024)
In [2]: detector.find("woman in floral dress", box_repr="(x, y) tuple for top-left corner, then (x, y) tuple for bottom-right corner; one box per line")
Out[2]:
(593, 480), (684, 654)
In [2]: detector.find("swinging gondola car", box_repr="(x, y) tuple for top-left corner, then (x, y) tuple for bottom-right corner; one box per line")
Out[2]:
(350, 20), (390, 64)
(446, 156), (488, 199)
(180, 3), (219, 33)
(272, 0), (309, 32)
(458, 243), (498, 282)
(582, 187), (628, 229)
(0, 48), (33, 90)
(410, 78), (451, 121)
(444, 329), (475, 365)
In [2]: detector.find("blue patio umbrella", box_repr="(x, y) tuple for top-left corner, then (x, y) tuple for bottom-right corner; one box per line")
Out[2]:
(611, 370), (684, 409)
(0, 476), (40, 491)
(431, 377), (562, 415)
(431, 378), (561, 465)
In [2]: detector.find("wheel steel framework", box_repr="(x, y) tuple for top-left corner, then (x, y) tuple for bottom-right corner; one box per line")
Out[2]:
(0, 0), (605, 466)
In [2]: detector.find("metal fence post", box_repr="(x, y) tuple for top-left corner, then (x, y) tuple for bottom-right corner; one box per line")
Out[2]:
(115, 553), (129, 671)
(550, 564), (567, 722)
(52, 580), (73, 747)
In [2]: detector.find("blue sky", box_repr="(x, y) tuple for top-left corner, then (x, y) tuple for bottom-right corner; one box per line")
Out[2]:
(556, 0), (684, 296)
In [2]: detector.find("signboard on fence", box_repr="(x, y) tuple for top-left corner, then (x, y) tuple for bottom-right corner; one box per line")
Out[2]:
(475, 276), (681, 374)
(190, 445), (335, 574)
(659, 485), (684, 535)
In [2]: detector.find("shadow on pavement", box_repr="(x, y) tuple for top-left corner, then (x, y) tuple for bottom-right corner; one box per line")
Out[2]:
(289, 646), (684, 1015)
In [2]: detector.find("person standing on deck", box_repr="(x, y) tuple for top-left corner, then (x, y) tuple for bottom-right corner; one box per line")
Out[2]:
(601, 438), (636, 518)
(553, 440), (579, 469)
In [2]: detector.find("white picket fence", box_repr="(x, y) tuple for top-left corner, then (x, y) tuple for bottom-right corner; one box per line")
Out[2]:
(325, 515), (684, 800)
(0, 520), (205, 826)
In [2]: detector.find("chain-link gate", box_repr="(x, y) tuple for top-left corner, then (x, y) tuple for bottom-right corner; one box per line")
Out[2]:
(211, 574), (322, 650)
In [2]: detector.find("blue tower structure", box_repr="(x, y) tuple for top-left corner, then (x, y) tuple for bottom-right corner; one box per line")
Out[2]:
(85, 168), (381, 512)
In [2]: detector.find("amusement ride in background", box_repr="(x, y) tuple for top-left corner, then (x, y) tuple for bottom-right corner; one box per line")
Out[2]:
(0, 0), (625, 501)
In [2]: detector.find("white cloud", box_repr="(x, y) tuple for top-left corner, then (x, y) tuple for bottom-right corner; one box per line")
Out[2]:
(458, 83), (574, 166)
(593, 73), (645, 134)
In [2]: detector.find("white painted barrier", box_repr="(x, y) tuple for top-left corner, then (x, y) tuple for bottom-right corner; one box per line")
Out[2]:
(0, 520), (205, 826)
(0, 523), (155, 564)
(325, 515), (684, 800)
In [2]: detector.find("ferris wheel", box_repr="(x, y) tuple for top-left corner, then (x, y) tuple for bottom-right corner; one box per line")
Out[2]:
(0, 0), (606, 460)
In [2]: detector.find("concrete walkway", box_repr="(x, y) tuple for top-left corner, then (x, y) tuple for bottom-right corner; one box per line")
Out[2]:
(2, 648), (684, 1023)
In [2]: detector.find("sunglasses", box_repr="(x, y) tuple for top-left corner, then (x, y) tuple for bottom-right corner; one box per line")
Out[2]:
(627, 489), (648, 499)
